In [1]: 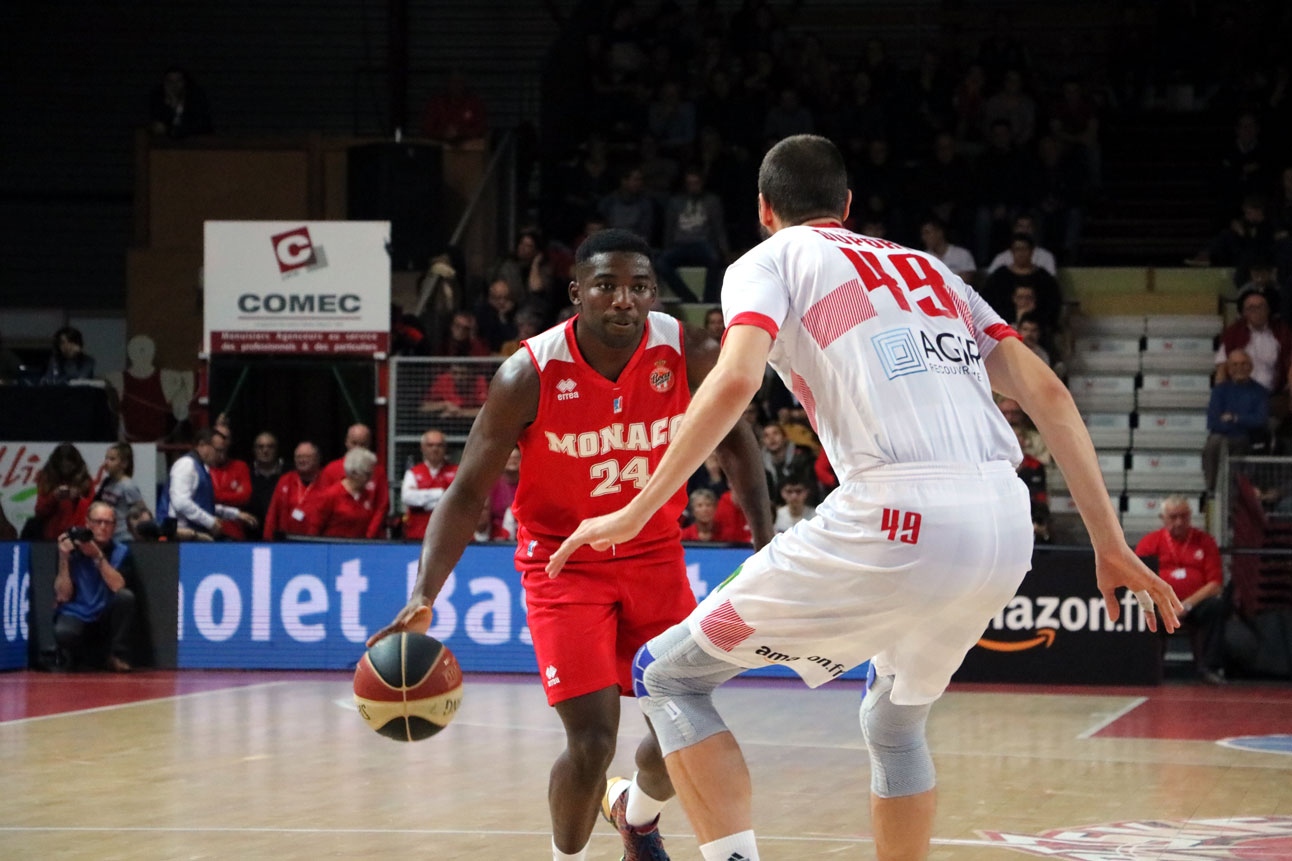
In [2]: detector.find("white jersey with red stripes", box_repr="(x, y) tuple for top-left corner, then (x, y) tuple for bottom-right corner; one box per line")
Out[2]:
(722, 223), (1022, 480)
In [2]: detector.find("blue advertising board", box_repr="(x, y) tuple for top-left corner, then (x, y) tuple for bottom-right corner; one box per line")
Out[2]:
(177, 542), (869, 680)
(1, 542), (30, 670)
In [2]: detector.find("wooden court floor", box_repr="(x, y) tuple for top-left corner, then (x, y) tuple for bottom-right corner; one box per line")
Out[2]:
(2, 671), (1291, 860)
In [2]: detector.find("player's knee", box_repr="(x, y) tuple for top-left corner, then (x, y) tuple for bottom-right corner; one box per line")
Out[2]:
(860, 675), (936, 798)
(565, 723), (617, 772)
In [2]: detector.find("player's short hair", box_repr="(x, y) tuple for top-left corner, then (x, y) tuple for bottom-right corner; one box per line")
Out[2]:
(574, 228), (653, 264)
(758, 135), (849, 226)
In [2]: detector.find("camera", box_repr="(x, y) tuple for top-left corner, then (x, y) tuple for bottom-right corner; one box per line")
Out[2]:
(67, 526), (94, 543)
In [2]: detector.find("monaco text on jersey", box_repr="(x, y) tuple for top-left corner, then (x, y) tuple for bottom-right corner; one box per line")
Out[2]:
(544, 415), (687, 458)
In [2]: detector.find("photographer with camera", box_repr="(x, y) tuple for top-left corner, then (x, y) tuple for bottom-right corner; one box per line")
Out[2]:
(53, 502), (136, 672)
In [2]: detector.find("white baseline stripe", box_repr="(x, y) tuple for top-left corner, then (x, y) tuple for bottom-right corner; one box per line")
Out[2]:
(1076, 695), (1147, 739)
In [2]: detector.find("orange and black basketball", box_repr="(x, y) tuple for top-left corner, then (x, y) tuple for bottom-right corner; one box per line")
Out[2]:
(353, 633), (463, 742)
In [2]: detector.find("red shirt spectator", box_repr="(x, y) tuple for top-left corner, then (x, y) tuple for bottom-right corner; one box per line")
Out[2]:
(306, 480), (381, 539)
(318, 456), (389, 539)
(401, 430), (459, 541)
(209, 457), (253, 540)
(263, 442), (322, 540)
(1134, 504), (1223, 605)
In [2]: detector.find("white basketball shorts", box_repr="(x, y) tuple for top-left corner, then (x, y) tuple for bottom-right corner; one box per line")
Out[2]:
(688, 460), (1033, 705)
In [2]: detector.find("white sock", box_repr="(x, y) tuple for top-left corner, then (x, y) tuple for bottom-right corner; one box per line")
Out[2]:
(552, 836), (588, 861)
(700, 830), (759, 861)
(625, 770), (668, 828)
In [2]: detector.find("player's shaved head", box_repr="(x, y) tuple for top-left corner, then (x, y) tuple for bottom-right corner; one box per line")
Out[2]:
(759, 134), (849, 226)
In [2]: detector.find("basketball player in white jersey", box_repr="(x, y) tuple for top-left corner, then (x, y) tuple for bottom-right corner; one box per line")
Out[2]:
(548, 135), (1183, 861)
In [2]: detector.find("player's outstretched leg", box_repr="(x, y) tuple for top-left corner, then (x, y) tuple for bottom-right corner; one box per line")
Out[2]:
(550, 686), (621, 860)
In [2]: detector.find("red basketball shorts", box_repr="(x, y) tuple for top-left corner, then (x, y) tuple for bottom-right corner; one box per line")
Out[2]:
(520, 547), (695, 706)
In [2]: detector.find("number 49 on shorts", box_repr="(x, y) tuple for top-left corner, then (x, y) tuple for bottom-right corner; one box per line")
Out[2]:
(881, 508), (922, 544)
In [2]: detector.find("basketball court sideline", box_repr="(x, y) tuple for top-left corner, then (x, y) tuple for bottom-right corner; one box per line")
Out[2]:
(2, 671), (1290, 859)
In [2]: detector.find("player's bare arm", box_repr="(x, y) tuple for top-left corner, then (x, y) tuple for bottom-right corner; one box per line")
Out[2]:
(368, 352), (539, 647)
(548, 324), (773, 575)
(984, 336), (1182, 632)
(684, 324), (775, 550)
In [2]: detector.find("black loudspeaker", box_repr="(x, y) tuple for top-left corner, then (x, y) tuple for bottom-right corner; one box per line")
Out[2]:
(347, 142), (443, 272)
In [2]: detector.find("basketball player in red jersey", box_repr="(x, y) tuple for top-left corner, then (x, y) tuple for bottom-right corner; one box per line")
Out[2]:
(369, 229), (773, 861)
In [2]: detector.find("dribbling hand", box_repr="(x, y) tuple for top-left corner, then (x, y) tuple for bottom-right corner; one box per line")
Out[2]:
(366, 603), (433, 649)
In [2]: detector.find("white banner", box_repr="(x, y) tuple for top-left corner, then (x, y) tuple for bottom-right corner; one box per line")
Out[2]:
(204, 221), (391, 356)
(0, 443), (158, 535)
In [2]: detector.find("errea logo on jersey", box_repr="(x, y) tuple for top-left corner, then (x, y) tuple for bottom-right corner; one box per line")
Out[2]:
(556, 379), (580, 401)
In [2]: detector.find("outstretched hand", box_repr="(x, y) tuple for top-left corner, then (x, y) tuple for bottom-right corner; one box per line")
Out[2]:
(365, 603), (433, 649)
(546, 509), (648, 578)
(1095, 544), (1184, 633)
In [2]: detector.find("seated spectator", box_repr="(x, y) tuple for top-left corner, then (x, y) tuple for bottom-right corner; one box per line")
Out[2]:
(1187, 194), (1278, 287)
(433, 310), (491, 357)
(655, 167), (730, 303)
(33, 443), (93, 541)
(598, 165), (656, 244)
(763, 86), (816, 142)
(93, 443), (146, 544)
(473, 499), (509, 542)
(986, 214), (1058, 275)
(401, 429), (458, 542)
(982, 235), (1062, 331)
(919, 216), (977, 281)
(971, 119), (1032, 264)
(1014, 426), (1048, 505)
(1034, 135), (1086, 266)
(702, 307), (725, 342)
(773, 480), (816, 533)
(499, 311), (544, 357)
(1203, 350), (1268, 490)
(148, 66), (213, 139)
(53, 502), (136, 672)
(1214, 290), (1292, 403)
(647, 80), (697, 157)
(263, 441), (322, 540)
(1134, 495), (1227, 684)
(680, 488), (722, 541)
(317, 423), (389, 539)
(911, 132), (974, 241)
(761, 422), (818, 502)
(998, 396), (1052, 465)
(306, 448), (382, 539)
(488, 448), (521, 537)
(420, 70), (487, 146)
(421, 363), (490, 422)
(1048, 78), (1101, 189)
(1235, 256), (1281, 318)
(391, 304), (429, 356)
(687, 452), (730, 500)
(1016, 312), (1052, 367)
(40, 326), (95, 384)
(475, 278), (519, 353)
(981, 69), (1037, 146)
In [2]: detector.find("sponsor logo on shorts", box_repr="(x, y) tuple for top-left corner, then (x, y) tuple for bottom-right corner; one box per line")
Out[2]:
(976, 593), (1151, 652)
(545, 664), (560, 687)
(754, 646), (846, 677)
(980, 816), (1292, 858)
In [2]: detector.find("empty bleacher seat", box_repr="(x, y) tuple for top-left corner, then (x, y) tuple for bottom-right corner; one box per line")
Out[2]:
(1068, 335), (1143, 374)
(1132, 411), (1209, 450)
(1125, 450), (1205, 493)
(1069, 375), (1138, 413)
(1084, 412), (1133, 449)
(1140, 336), (1216, 373)
(1049, 451), (1127, 494)
(1144, 314), (1222, 337)
(1136, 373), (1212, 410)
(1069, 314), (1146, 337)
(1047, 492), (1122, 544)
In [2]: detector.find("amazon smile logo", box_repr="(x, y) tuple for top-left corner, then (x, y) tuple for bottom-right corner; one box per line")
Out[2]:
(979, 593), (1152, 646)
(977, 628), (1057, 652)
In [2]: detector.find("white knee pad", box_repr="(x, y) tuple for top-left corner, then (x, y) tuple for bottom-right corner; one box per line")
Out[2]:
(859, 673), (935, 798)
(633, 623), (745, 757)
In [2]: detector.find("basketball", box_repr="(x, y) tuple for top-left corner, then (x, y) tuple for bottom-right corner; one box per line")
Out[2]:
(353, 633), (464, 742)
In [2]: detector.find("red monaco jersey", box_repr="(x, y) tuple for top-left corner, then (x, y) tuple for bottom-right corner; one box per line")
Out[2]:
(514, 312), (691, 564)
